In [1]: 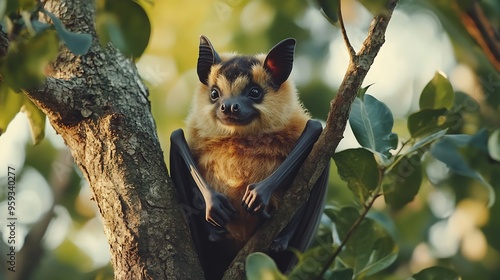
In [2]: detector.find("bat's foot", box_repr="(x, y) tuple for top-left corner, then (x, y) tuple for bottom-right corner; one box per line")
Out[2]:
(270, 236), (289, 252)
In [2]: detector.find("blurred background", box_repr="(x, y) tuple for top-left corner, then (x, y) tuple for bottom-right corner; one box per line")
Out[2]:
(0, 0), (499, 279)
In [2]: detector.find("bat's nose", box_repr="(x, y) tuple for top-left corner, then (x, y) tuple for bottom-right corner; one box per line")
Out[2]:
(220, 102), (240, 114)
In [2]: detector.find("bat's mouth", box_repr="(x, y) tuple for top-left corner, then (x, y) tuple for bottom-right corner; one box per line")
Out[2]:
(218, 114), (255, 126)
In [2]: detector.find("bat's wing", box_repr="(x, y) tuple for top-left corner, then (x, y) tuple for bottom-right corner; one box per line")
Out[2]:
(170, 129), (234, 280)
(271, 162), (330, 273)
(169, 129), (207, 258)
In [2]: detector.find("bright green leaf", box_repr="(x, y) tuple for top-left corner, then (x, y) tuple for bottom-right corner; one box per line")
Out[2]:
(246, 253), (286, 280)
(0, 85), (23, 135)
(488, 129), (500, 162)
(21, 94), (46, 145)
(97, 0), (151, 58)
(316, 0), (340, 24)
(407, 108), (448, 138)
(349, 94), (398, 158)
(409, 266), (460, 280)
(43, 11), (92, 55)
(358, 0), (389, 15)
(289, 244), (337, 279)
(430, 137), (495, 207)
(419, 72), (454, 110)
(333, 148), (380, 204)
(384, 154), (423, 209)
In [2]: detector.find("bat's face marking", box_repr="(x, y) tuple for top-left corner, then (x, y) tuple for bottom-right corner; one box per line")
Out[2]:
(207, 57), (267, 127)
(219, 56), (259, 83)
(191, 35), (300, 137)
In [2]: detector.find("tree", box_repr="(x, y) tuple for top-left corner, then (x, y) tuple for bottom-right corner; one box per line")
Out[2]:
(1, 0), (499, 279)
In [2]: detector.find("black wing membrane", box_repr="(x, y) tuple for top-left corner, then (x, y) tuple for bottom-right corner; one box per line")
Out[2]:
(271, 163), (329, 273)
(170, 129), (235, 280)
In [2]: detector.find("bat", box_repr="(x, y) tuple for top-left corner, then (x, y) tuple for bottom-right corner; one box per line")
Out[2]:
(169, 35), (329, 280)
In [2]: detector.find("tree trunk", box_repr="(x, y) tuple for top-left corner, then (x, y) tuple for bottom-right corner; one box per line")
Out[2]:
(23, 0), (204, 279)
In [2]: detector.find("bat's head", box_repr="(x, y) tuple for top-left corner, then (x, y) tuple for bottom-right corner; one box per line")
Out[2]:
(187, 35), (306, 137)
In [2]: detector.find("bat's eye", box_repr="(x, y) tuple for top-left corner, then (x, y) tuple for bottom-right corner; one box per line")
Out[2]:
(210, 88), (220, 101)
(249, 87), (261, 100)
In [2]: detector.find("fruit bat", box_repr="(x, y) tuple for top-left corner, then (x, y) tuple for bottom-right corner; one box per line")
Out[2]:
(169, 35), (329, 280)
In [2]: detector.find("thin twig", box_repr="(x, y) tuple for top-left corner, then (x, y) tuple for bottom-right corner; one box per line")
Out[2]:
(315, 192), (381, 279)
(339, 0), (357, 59)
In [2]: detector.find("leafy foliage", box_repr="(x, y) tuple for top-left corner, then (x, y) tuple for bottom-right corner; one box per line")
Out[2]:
(96, 0), (151, 58)
(0, 0), (151, 140)
(326, 207), (398, 277)
(248, 71), (495, 279)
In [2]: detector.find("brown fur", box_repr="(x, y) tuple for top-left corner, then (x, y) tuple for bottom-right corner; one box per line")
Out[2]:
(186, 52), (310, 245)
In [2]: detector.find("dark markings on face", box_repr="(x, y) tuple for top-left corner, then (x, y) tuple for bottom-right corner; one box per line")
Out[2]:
(219, 56), (260, 83)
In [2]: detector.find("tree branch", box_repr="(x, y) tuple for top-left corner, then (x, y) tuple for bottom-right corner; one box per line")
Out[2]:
(22, 0), (204, 279)
(456, 0), (500, 71)
(222, 1), (400, 278)
(338, 0), (356, 59)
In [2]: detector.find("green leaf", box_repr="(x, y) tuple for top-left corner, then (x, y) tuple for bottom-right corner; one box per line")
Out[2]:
(289, 244), (337, 279)
(327, 268), (353, 280)
(333, 148), (380, 204)
(409, 266), (460, 280)
(43, 11), (92, 55)
(0, 85), (23, 135)
(357, 0), (389, 15)
(488, 129), (500, 162)
(405, 129), (448, 155)
(316, 0), (340, 24)
(349, 94), (398, 158)
(419, 72), (454, 110)
(325, 207), (398, 278)
(430, 137), (495, 207)
(246, 253), (286, 280)
(21, 95), (46, 145)
(407, 108), (448, 138)
(97, 0), (151, 58)
(383, 154), (423, 209)
(1, 29), (59, 91)
(358, 84), (373, 99)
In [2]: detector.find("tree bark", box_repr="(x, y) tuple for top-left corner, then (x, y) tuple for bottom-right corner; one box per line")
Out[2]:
(22, 0), (204, 279)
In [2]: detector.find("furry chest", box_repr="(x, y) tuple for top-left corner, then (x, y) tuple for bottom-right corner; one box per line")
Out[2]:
(195, 139), (289, 193)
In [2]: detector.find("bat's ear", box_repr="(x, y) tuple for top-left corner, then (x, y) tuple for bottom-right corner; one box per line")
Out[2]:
(197, 35), (221, 85)
(263, 38), (296, 89)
